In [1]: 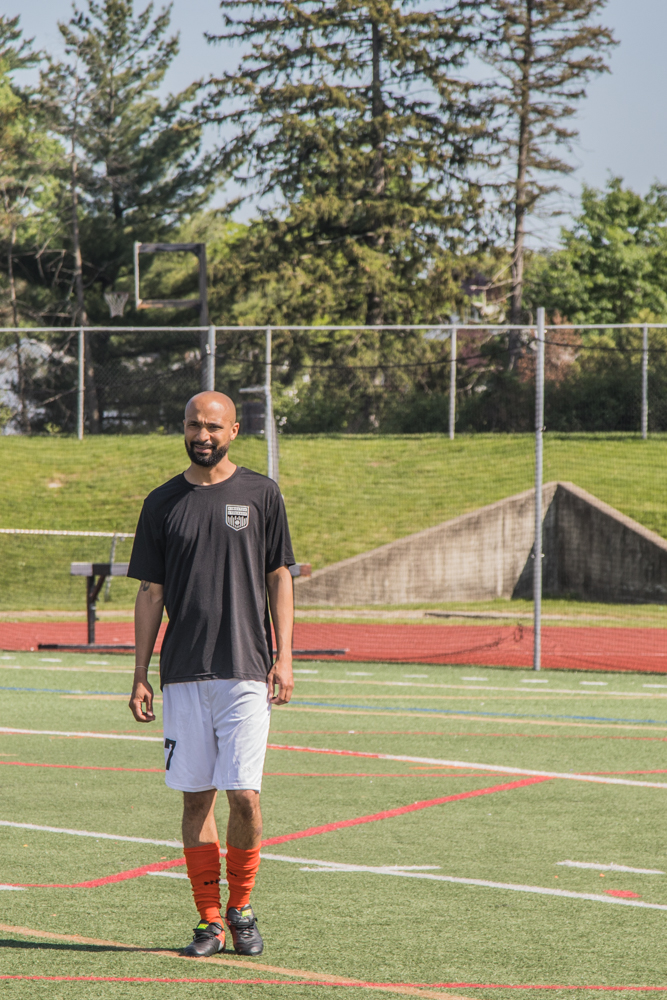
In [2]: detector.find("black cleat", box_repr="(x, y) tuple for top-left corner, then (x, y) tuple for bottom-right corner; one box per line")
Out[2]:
(226, 904), (264, 955)
(182, 920), (225, 957)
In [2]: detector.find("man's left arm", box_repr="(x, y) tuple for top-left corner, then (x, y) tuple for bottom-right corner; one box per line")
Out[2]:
(266, 565), (294, 705)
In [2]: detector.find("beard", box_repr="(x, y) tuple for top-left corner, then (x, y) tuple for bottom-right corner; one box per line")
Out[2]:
(185, 439), (229, 468)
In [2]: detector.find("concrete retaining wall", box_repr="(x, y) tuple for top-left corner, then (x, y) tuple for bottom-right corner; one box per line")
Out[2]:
(543, 482), (667, 603)
(294, 481), (667, 605)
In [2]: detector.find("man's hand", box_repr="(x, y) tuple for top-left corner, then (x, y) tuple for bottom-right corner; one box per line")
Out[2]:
(129, 667), (155, 722)
(267, 655), (293, 706)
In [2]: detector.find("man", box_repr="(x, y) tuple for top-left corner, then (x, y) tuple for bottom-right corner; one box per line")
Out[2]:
(127, 390), (294, 959)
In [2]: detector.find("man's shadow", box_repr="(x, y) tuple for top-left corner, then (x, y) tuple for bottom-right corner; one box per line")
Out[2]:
(0, 939), (166, 955)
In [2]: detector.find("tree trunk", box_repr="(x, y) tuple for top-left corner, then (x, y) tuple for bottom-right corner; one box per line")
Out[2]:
(10, 236), (30, 435)
(3, 189), (30, 434)
(70, 129), (100, 432)
(509, 0), (533, 368)
(366, 17), (385, 327)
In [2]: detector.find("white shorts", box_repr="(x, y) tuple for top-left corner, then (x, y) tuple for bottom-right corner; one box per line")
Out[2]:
(162, 678), (271, 793)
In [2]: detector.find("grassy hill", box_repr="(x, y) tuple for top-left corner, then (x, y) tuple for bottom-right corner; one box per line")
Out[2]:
(0, 432), (664, 609)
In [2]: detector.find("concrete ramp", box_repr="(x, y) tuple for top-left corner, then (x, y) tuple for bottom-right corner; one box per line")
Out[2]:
(294, 482), (667, 606)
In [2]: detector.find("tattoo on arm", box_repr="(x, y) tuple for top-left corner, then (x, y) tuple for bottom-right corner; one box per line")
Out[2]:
(140, 580), (151, 592)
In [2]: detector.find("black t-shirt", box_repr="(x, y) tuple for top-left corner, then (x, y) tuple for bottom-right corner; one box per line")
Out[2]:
(127, 467), (294, 688)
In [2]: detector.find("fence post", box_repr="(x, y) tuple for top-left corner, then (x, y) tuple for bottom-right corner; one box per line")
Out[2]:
(104, 532), (119, 602)
(265, 326), (279, 483)
(533, 307), (545, 671)
(641, 323), (648, 440)
(448, 326), (457, 440)
(77, 327), (85, 441)
(206, 324), (216, 392)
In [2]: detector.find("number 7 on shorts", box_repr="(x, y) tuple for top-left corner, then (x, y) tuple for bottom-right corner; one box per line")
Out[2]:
(164, 738), (177, 770)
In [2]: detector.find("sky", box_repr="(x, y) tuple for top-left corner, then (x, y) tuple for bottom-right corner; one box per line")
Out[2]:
(9, 0), (667, 247)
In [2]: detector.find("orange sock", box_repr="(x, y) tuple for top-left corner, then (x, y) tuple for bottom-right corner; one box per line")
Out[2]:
(184, 841), (222, 925)
(225, 843), (261, 911)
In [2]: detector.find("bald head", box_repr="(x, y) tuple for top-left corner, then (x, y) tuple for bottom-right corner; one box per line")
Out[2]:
(185, 391), (236, 423)
(183, 391), (239, 471)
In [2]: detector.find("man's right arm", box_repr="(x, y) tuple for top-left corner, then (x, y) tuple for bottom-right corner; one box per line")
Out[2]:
(129, 580), (164, 723)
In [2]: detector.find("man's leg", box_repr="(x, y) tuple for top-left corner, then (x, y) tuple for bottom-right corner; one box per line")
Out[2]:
(182, 790), (225, 956)
(227, 789), (262, 849)
(225, 789), (264, 955)
(183, 789), (218, 847)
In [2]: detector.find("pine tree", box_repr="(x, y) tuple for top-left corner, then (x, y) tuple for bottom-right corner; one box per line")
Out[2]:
(482, 0), (615, 340)
(37, 0), (218, 431)
(202, 0), (493, 326)
(0, 16), (60, 431)
(0, 16), (39, 323)
(39, 0), (215, 311)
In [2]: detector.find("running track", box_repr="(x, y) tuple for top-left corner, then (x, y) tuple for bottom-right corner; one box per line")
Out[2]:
(2, 621), (667, 672)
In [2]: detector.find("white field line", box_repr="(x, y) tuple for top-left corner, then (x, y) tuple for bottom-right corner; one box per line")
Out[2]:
(290, 678), (667, 699)
(260, 853), (667, 912)
(269, 743), (667, 789)
(0, 820), (181, 848)
(3, 728), (667, 788)
(148, 872), (228, 883)
(0, 529), (133, 538)
(1, 666), (136, 674)
(558, 860), (665, 874)
(1, 823), (664, 912)
(0, 885), (24, 891)
(0, 727), (162, 742)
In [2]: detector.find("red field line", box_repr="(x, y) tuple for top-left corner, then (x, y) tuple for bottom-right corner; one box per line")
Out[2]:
(1, 976), (667, 992)
(0, 760), (161, 773)
(585, 770), (667, 775)
(260, 777), (550, 846)
(264, 771), (504, 778)
(3, 620), (667, 672)
(0, 761), (500, 778)
(273, 730), (667, 742)
(9, 776), (547, 889)
(18, 856), (187, 888)
(407, 987), (667, 993)
(0, 975), (327, 985)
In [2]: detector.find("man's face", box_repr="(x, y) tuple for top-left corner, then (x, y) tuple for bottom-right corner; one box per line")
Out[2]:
(184, 400), (239, 468)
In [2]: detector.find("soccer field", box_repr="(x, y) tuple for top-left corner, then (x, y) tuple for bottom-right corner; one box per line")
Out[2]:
(1, 653), (666, 997)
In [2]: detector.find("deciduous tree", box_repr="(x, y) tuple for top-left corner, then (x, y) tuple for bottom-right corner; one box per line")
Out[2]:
(201, 0), (493, 326)
(483, 0), (615, 343)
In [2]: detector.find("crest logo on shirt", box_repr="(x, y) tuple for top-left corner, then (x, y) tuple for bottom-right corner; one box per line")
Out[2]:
(226, 504), (250, 531)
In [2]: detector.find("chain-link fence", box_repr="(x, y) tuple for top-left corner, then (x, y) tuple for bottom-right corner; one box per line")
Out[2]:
(1, 319), (664, 438)
(2, 317), (667, 675)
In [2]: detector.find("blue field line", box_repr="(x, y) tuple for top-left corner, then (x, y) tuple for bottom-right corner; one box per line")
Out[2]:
(5, 686), (666, 726)
(0, 685), (128, 696)
(292, 699), (667, 726)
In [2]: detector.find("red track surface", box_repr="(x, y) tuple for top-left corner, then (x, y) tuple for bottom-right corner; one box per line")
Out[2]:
(2, 620), (667, 672)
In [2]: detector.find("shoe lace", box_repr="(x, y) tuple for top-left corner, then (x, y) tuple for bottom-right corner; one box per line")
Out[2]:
(235, 917), (259, 939)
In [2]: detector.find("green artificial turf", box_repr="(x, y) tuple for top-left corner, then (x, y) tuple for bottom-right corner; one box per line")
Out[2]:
(0, 654), (666, 998)
(1, 431), (666, 609)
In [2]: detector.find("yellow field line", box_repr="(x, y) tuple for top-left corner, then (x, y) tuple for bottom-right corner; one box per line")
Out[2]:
(289, 694), (658, 702)
(0, 922), (465, 1000)
(283, 705), (667, 733)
